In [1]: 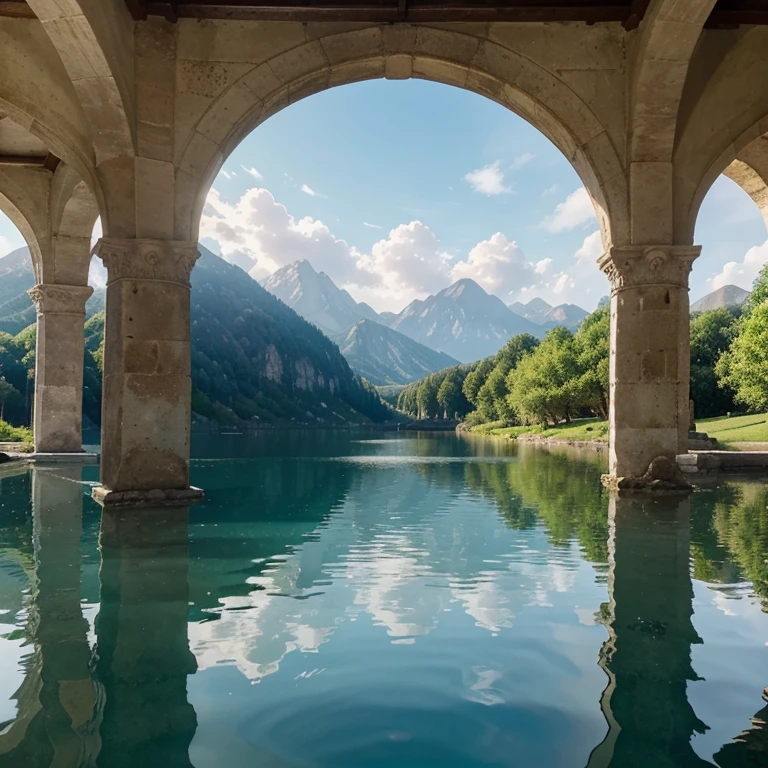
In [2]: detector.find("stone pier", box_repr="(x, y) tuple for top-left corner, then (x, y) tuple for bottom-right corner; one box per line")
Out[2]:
(599, 246), (700, 486)
(92, 238), (202, 507)
(28, 284), (93, 453)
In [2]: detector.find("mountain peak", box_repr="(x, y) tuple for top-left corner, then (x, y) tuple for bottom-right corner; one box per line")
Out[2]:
(441, 278), (487, 300)
(691, 284), (751, 313)
(262, 260), (380, 336)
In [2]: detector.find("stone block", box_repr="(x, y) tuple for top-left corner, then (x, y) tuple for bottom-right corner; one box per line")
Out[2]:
(268, 41), (328, 85)
(385, 54), (413, 80)
(320, 27), (383, 66)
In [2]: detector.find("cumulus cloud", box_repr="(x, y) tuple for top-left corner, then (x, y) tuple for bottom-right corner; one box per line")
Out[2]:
(201, 187), (359, 283)
(464, 161), (511, 196)
(708, 239), (768, 291)
(543, 187), (596, 232)
(451, 234), (541, 299)
(200, 186), (610, 314)
(201, 187), (451, 311)
(241, 165), (263, 180)
(356, 221), (453, 305)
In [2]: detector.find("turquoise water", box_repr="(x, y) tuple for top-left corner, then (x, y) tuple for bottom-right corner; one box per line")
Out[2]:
(0, 431), (767, 767)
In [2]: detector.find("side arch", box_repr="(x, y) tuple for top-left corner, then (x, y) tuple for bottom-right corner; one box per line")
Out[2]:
(0, 165), (51, 282)
(173, 26), (627, 252)
(26, 0), (136, 164)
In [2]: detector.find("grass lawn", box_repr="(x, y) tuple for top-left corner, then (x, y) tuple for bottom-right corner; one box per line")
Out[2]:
(471, 418), (609, 442)
(471, 412), (768, 446)
(697, 412), (768, 444)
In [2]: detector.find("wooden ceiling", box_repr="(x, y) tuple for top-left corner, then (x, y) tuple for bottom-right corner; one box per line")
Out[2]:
(0, 0), (766, 30)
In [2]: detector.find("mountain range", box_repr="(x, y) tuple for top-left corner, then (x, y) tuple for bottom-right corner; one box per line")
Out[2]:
(508, 297), (589, 329)
(262, 261), (559, 364)
(0, 246), (389, 427)
(337, 320), (459, 386)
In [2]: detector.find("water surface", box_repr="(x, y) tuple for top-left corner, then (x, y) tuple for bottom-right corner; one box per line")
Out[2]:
(0, 431), (766, 767)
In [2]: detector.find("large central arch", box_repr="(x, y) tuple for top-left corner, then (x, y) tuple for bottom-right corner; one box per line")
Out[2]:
(173, 25), (627, 253)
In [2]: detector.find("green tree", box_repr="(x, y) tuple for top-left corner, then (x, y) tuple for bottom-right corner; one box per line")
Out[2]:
(716, 302), (768, 412)
(416, 375), (440, 419)
(689, 307), (738, 418)
(743, 262), (768, 315)
(437, 369), (469, 419)
(574, 306), (609, 419)
(506, 327), (583, 425)
(462, 357), (494, 405)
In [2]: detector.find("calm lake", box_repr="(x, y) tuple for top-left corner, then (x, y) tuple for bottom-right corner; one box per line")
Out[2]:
(0, 431), (766, 767)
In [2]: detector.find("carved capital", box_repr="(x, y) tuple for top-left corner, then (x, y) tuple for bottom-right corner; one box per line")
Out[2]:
(93, 238), (201, 287)
(598, 245), (700, 294)
(28, 284), (93, 315)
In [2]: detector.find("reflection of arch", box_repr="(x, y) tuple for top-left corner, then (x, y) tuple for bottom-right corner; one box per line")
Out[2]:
(175, 27), (626, 250)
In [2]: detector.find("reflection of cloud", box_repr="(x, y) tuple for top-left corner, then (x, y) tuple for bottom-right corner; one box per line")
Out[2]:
(450, 576), (515, 632)
(464, 666), (504, 706)
(188, 468), (591, 686)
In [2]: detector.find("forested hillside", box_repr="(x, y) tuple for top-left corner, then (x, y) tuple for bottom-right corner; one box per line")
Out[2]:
(398, 266), (768, 428)
(0, 246), (390, 429)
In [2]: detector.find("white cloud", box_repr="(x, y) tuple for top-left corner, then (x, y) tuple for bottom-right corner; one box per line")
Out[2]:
(708, 239), (768, 291)
(241, 165), (263, 180)
(363, 221), (381, 229)
(542, 184), (558, 197)
(200, 185), (610, 314)
(464, 161), (511, 196)
(220, 169), (232, 180)
(301, 184), (317, 197)
(510, 152), (535, 170)
(451, 233), (541, 299)
(543, 187), (596, 232)
(201, 187), (358, 283)
(0, 235), (10, 257)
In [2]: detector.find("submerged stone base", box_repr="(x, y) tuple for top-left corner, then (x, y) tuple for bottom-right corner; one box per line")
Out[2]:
(601, 456), (692, 493)
(92, 485), (204, 509)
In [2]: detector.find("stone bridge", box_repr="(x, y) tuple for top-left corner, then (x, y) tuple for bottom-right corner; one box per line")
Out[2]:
(2, 0), (768, 502)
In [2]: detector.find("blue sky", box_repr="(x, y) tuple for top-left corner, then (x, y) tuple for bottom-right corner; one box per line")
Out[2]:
(1, 79), (766, 312)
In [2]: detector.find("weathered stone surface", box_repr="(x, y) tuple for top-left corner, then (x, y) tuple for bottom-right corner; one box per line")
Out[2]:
(601, 455), (692, 492)
(93, 238), (200, 499)
(29, 283), (92, 453)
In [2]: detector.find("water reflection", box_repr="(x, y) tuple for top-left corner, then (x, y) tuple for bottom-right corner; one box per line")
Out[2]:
(96, 507), (197, 768)
(0, 440), (764, 766)
(0, 470), (99, 766)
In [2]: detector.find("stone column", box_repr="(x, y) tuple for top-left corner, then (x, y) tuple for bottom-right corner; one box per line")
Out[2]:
(91, 238), (202, 507)
(598, 246), (700, 484)
(28, 283), (93, 453)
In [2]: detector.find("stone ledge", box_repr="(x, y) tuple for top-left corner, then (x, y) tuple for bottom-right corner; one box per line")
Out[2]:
(92, 485), (204, 509)
(677, 451), (768, 474)
(29, 452), (99, 465)
(601, 455), (692, 493)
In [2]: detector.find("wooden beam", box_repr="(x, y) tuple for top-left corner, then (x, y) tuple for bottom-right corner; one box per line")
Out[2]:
(0, 155), (48, 167)
(0, 1), (36, 19)
(146, 0), (633, 23)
